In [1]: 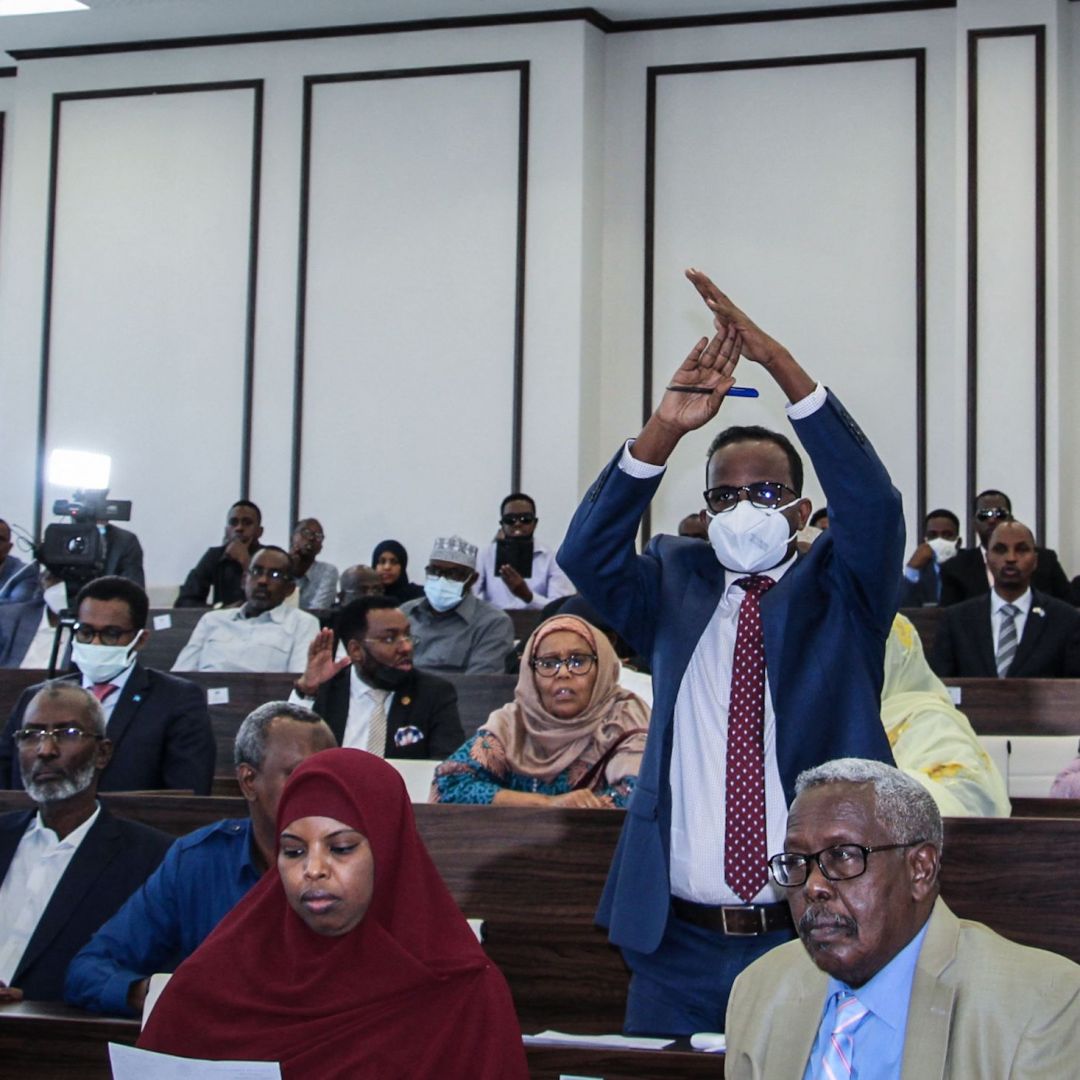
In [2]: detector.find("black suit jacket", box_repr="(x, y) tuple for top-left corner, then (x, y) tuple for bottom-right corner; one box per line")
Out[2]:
(929, 589), (1080, 678)
(175, 542), (261, 608)
(899, 562), (941, 607)
(101, 525), (145, 588)
(0, 663), (215, 792)
(0, 805), (171, 1000)
(940, 545), (1071, 606)
(312, 667), (464, 759)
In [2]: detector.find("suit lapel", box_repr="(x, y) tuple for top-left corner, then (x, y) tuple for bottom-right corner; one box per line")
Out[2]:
(0, 812), (34, 879)
(1009, 590), (1047, 676)
(901, 903), (958, 1080)
(104, 663), (150, 751)
(767, 961), (827, 1075)
(972, 595), (998, 675)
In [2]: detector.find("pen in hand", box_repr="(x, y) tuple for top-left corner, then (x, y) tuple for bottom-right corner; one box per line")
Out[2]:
(665, 385), (759, 398)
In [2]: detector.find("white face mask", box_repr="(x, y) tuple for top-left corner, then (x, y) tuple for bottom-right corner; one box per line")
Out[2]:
(707, 500), (796, 574)
(927, 537), (960, 564)
(72, 636), (141, 684)
(424, 576), (466, 613)
(43, 581), (68, 615)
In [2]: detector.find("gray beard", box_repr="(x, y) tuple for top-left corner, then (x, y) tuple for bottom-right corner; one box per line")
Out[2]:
(25, 760), (96, 803)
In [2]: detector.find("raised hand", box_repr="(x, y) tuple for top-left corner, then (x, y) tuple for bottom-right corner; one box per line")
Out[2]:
(654, 321), (742, 436)
(296, 628), (350, 696)
(685, 267), (788, 367)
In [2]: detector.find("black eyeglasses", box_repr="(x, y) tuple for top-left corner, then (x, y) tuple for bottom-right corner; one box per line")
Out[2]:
(975, 508), (1010, 523)
(14, 726), (104, 747)
(703, 482), (797, 515)
(426, 564), (473, 583)
(768, 840), (926, 887)
(248, 566), (292, 582)
(500, 513), (536, 527)
(531, 654), (598, 677)
(73, 624), (137, 646)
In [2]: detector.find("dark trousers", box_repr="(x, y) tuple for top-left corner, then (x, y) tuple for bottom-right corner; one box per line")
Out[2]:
(621, 909), (795, 1036)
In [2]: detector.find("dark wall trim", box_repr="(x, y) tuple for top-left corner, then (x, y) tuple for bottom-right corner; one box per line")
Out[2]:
(642, 48), (927, 541)
(965, 26), (1046, 543)
(33, 79), (264, 537)
(8, 1), (956, 61)
(289, 61), (530, 526)
(0, 68), (16, 79)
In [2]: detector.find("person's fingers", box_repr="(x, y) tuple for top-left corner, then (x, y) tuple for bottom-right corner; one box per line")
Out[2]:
(673, 336), (710, 376)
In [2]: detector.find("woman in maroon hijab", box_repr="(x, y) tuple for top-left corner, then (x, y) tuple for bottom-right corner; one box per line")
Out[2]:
(139, 748), (527, 1079)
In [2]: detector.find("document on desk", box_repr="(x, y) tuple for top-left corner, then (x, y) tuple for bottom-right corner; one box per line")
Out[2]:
(523, 1030), (674, 1051)
(109, 1043), (281, 1078)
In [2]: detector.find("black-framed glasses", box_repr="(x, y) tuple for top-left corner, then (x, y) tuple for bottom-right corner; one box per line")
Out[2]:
(768, 840), (926, 887)
(426, 564), (473, 583)
(500, 513), (536, 527)
(975, 508), (1010, 523)
(248, 566), (292, 582)
(14, 726), (104, 747)
(703, 482), (797, 514)
(531, 653), (598, 677)
(363, 632), (417, 648)
(73, 623), (138, 646)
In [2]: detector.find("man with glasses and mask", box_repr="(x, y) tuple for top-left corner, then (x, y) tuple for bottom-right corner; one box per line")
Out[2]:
(939, 489), (1071, 606)
(0, 576), (214, 793)
(290, 597), (463, 758)
(475, 494), (574, 610)
(401, 536), (514, 675)
(172, 546), (319, 673)
(558, 268), (904, 1035)
(725, 758), (1080, 1078)
(0, 683), (171, 1002)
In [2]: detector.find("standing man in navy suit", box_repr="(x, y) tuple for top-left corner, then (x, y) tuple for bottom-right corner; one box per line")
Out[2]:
(558, 269), (904, 1035)
(0, 683), (170, 1002)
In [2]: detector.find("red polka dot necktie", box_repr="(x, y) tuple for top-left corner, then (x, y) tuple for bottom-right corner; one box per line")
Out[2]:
(725, 575), (775, 902)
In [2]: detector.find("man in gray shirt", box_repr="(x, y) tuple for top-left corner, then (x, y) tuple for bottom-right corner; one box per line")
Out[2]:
(289, 518), (338, 610)
(402, 536), (514, 674)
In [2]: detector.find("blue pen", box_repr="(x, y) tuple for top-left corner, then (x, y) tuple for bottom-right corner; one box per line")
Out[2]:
(666, 385), (759, 398)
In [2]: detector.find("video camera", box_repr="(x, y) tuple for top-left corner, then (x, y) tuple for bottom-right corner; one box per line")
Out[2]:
(39, 489), (132, 582)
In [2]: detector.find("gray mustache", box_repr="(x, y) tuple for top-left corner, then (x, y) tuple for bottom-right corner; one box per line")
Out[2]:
(798, 908), (857, 936)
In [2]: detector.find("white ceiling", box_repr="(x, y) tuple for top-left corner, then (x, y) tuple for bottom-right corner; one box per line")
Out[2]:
(1, 0), (880, 62)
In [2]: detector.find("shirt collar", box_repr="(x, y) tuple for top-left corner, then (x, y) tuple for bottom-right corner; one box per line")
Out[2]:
(234, 603), (288, 624)
(29, 802), (102, 850)
(723, 548), (799, 594)
(991, 588), (1032, 616)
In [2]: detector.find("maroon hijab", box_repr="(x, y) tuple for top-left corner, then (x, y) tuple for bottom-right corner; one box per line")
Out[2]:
(140, 749), (527, 1079)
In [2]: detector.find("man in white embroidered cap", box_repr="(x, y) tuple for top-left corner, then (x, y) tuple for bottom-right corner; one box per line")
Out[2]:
(400, 536), (514, 675)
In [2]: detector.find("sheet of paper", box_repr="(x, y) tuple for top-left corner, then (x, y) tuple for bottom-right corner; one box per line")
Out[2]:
(948, 685), (962, 705)
(152, 614), (173, 631)
(524, 1030), (673, 1051)
(141, 972), (173, 1028)
(690, 1031), (727, 1052)
(109, 1043), (281, 1079)
(207, 687), (230, 705)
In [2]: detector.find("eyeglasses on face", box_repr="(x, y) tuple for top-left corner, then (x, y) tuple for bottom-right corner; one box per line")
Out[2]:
(15, 726), (104, 747)
(73, 623), (137, 646)
(703, 482), (797, 515)
(975, 508), (1011, 523)
(248, 566), (291, 582)
(768, 840), (926, 887)
(363, 632), (417, 648)
(425, 565), (473, 583)
(297, 527), (325, 542)
(500, 513), (536, 527)
(531, 653), (598, 677)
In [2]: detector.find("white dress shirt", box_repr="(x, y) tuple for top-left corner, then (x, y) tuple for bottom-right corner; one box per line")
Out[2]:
(172, 604), (320, 673)
(474, 540), (575, 610)
(991, 587), (1032, 654)
(20, 609), (59, 670)
(291, 667), (394, 755)
(618, 382), (827, 905)
(0, 806), (100, 984)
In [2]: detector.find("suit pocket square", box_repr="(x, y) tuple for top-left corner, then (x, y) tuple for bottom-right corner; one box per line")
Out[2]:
(393, 725), (423, 748)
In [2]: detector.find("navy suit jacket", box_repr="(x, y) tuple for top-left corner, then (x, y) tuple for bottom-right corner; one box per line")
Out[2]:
(0, 663), (215, 793)
(0, 805), (171, 1000)
(929, 589), (1080, 678)
(312, 666), (464, 760)
(0, 600), (46, 669)
(558, 391), (904, 953)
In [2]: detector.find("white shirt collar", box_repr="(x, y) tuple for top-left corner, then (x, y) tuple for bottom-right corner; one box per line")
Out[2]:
(722, 548), (799, 594)
(27, 803), (101, 849)
(991, 588), (1032, 616)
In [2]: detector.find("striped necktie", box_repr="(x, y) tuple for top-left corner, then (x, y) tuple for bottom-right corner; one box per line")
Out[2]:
(996, 603), (1019, 677)
(365, 689), (389, 757)
(815, 991), (869, 1080)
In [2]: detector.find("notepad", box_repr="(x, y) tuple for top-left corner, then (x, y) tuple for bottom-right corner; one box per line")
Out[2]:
(109, 1043), (281, 1079)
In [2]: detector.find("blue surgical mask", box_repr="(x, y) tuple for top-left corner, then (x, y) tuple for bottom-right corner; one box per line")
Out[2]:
(424, 576), (466, 613)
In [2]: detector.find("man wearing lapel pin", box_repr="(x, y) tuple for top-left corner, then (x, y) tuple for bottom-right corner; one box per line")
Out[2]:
(0, 683), (170, 1002)
(930, 520), (1080, 679)
(0, 576), (215, 793)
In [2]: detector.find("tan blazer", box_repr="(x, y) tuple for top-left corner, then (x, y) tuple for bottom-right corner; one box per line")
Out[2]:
(725, 900), (1080, 1079)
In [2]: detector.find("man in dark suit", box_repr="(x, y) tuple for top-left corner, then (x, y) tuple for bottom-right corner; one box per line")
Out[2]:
(175, 499), (264, 608)
(292, 596), (464, 758)
(899, 508), (962, 607)
(940, 489), (1071, 605)
(97, 524), (145, 587)
(558, 269), (903, 1035)
(0, 683), (170, 1002)
(0, 576), (215, 792)
(930, 520), (1080, 678)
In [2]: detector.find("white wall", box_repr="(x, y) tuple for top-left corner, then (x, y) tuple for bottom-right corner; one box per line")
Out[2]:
(0, 0), (1075, 591)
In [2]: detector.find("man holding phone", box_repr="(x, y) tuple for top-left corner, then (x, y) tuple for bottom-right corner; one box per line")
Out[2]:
(474, 493), (574, 611)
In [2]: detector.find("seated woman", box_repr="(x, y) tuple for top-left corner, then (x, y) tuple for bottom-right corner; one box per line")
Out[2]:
(139, 749), (528, 1078)
(432, 614), (650, 808)
(371, 539), (424, 602)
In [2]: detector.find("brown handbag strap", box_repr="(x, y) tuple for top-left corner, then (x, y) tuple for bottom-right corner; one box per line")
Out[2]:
(574, 727), (649, 792)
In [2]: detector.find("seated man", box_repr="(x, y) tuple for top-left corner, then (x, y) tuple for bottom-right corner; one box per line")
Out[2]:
(0, 518), (38, 605)
(930, 520), (1080, 678)
(172, 546), (319, 673)
(291, 597), (464, 759)
(336, 564), (384, 606)
(175, 500), (264, 608)
(899, 508), (961, 607)
(0, 684), (171, 1002)
(289, 517), (338, 610)
(940, 489), (1070, 605)
(725, 758), (1080, 1078)
(474, 494), (574, 610)
(65, 701), (336, 1016)
(0, 567), (62, 670)
(1, 576), (215, 793)
(402, 536), (514, 675)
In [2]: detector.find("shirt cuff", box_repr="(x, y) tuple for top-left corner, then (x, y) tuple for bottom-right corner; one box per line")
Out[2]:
(288, 688), (315, 706)
(619, 439), (667, 479)
(902, 565), (921, 584)
(784, 382), (827, 420)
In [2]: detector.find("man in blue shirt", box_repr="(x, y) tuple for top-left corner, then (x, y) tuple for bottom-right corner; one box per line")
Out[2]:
(724, 759), (1080, 1079)
(64, 701), (336, 1015)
